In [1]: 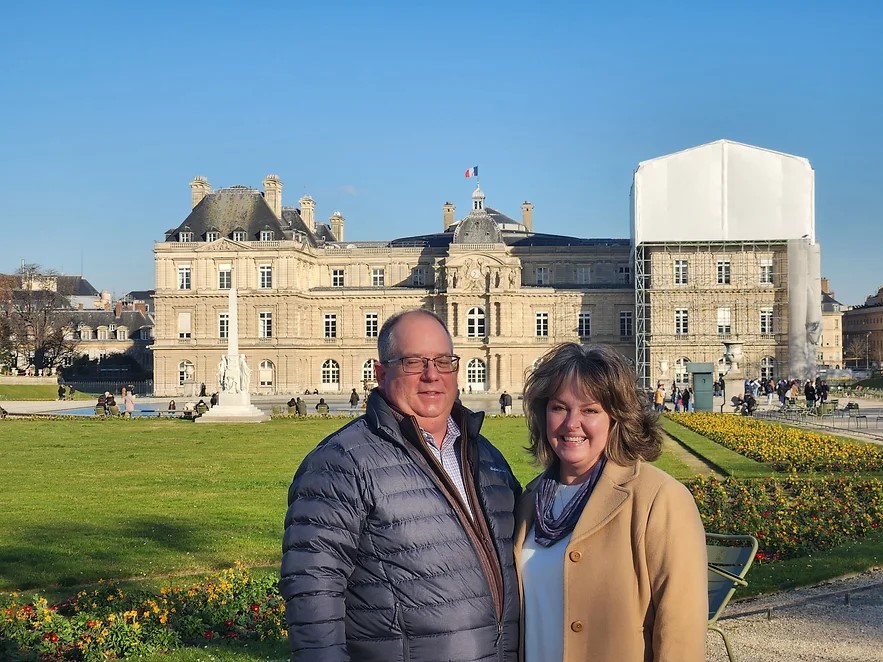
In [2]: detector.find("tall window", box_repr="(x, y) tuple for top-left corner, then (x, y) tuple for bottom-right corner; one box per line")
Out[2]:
(362, 359), (377, 387)
(467, 307), (486, 338)
(675, 309), (689, 335)
(619, 311), (633, 338)
(178, 360), (194, 385)
(760, 356), (776, 381)
(535, 312), (549, 337)
(206, 231), (219, 242)
(617, 264), (631, 284)
(218, 313), (229, 339)
(372, 268), (385, 287)
(536, 267), (549, 286)
(578, 312), (591, 338)
(324, 314), (337, 338)
(218, 266), (231, 290)
(233, 230), (247, 242)
(177, 312), (192, 339)
(716, 261), (731, 285)
(321, 359), (340, 385)
(467, 359), (487, 386)
(674, 260), (688, 285)
(259, 230), (274, 241)
(575, 266), (591, 285)
(760, 258), (773, 284)
(717, 307), (732, 335)
(365, 312), (378, 338)
(259, 265), (273, 289)
(675, 357), (691, 384)
(177, 266), (191, 290)
(259, 360), (274, 387)
(760, 307), (774, 335)
(332, 269), (345, 287)
(412, 267), (426, 287)
(259, 312), (273, 338)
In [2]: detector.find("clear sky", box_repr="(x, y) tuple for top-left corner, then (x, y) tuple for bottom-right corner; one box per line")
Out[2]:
(1, 0), (881, 305)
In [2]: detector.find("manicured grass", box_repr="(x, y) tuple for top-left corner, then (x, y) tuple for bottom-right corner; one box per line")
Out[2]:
(743, 529), (883, 597)
(661, 417), (771, 477)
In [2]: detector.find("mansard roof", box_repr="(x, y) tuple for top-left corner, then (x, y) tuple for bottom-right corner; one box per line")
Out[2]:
(166, 187), (290, 242)
(65, 309), (153, 332)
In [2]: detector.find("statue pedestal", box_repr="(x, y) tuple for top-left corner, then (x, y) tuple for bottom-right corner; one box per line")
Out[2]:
(722, 371), (746, 403)
(196, 389), (268, 423)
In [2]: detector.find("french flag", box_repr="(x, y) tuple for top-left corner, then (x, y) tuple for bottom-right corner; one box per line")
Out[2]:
(464, 166), (478, 178)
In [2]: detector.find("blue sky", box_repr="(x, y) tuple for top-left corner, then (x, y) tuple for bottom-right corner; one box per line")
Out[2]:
(1, 0), (881, 305)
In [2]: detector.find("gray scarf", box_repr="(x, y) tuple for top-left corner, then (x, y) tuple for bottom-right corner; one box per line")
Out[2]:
(533, 455), (607, 547)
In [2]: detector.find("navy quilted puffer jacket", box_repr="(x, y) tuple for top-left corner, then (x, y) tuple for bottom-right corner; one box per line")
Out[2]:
(280, 390), (521, 661)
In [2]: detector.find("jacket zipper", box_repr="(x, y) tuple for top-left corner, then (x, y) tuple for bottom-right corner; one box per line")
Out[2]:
(394, 415), (506, 639)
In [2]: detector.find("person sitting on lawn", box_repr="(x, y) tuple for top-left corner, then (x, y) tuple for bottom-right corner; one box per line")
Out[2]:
(315, 398), (330, 415)
(96, 392), (108, 416)
(106, 393), (120, 416)
(195, 399), (208, 416)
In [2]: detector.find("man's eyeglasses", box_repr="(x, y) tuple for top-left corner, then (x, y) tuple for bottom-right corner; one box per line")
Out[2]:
(385, 355), (460, 374)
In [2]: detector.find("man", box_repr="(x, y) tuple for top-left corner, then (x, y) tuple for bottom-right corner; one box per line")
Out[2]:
(281, 309), (521, 661)
(499, 390), (513, 415)
(348, 387), (360, 408)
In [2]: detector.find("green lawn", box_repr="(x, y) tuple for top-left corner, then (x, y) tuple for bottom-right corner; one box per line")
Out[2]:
(0, 384), (94, 401)
(2, 415), (881, 661)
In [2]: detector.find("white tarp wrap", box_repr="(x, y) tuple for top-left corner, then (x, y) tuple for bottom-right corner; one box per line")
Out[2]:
(788, 239), (822, 380)
(631, 140), (814, 244)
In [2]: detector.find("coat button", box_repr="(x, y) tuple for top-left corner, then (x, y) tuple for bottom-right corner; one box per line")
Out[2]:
(569, 551), (582, 562)
(571, 621), (584, 632)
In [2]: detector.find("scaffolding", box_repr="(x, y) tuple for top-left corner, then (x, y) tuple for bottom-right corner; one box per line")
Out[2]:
(634, 239), (792, 389)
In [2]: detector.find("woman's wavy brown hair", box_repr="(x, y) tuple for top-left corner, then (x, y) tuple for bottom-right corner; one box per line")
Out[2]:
(523, 343), (661, 468)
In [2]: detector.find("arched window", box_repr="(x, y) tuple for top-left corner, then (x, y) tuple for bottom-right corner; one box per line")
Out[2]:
(467, 307), (486, 338)
(675, 357), (691, 385)
(259, 360), (274, 387)
(178, 360), (194, 386)
(321, 359), (340, 387)
(362, 359), (377, 389)
(466, 358), (487, 390)
(760, 356), (776, 381)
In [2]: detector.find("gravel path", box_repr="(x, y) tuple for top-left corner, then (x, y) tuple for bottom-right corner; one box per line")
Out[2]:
(706, 569), (883, 661)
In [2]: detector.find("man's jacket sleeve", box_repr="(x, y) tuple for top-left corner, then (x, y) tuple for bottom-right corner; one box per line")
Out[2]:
(280, 443), (367, 661)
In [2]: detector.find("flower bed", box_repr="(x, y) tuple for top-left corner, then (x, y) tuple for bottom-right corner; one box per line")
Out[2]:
(668, 412), (883, 472)
(0, 564), (285, 661)
(688, 475), (883, 561)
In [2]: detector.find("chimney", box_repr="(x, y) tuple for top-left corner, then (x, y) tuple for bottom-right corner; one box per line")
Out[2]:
(190, 176), (211, 208)
(330, 211), (345, 242)
(820, 277), (830, 295)
(299, 195), (316, 233)
(443, 202), (455, 230)
(134, 302), (147, 314)
(114, 300), (123, 318)
(521, 201), (534, 232)
(263, 174), (283, 218)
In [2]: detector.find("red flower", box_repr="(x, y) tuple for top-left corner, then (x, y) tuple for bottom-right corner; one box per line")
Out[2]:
(42, 632), (59, 642)
(224, 631), (239, 639)
(204, 629), (215, 640)
(224, 619), (234, 626)
(250, 603), (260, 614)
(87, 620), (97, 628)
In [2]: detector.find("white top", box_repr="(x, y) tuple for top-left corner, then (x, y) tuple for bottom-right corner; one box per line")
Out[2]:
(520, 481), (583, 662)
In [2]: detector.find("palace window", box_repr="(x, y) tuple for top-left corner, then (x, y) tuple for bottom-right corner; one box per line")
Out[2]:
(232, 231), (247, 242)
(177, 266), (191, 290)
(259, 360), (274, 387)
(259, 312), (273, 339)
(760, 307), (774, 335)
(321, 359), (340, 385)
(218, 313), (229, 339)
(467, 307), (486, 338)
(578, 312), (591, 338)
(536, 267), (549, 286)
(332, 269), (345, 287)
(760, 258), (774, 284)
(372, 268), (385, 287)
(675, 309), (689, 335)
(324, 313), (337, 339)
(412, 267), (426, 287)
(259, 230), (274, 241)
(536, 312), (549, 337)
(674, 259), (688, 285)
(218, 266), (231, 290)
(206, 231), (219, 242)
(365, 312), (378, 338)
(467, 358), (487, 386)
(619, 311), (633, 338)
(717, 307), (732, 335)
(177, 311), (191, 339)
(259, 265), (273, 289)
(716, 261), (731, 285)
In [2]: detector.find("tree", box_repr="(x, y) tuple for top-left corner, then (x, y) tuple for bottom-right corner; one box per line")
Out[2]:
(0, 263), (80, 373)
(843, 335), (870, 369)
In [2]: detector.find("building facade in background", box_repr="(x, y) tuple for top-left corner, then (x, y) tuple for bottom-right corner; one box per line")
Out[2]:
(843, 285), (883, 370)
(153, 140), (826, 396)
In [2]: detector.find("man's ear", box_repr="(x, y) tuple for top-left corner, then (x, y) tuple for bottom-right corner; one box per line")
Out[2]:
(374, 361), (387, 389)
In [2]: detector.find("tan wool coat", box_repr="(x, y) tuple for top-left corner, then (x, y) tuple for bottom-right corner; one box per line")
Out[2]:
(515, 461), (708, 662)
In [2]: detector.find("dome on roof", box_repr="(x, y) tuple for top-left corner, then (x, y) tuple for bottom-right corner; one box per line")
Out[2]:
(453, 214), (503, 244)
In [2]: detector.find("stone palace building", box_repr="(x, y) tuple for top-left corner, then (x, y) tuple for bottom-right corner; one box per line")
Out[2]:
(153, 140), (823, 396)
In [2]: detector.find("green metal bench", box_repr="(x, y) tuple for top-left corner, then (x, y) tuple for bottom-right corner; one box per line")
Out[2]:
(707, 533), (759, 662)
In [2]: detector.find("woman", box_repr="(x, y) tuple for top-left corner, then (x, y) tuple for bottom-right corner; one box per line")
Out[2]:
(515, 343), (707, 662)
(124, 390), (135, 418)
